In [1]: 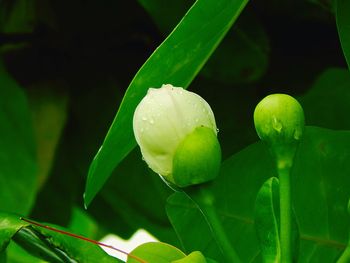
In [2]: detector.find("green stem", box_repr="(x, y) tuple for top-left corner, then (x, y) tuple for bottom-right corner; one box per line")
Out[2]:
(337, 245), (350, 263)
(189, 186), (242, 263)
(278, 166), (292, 263)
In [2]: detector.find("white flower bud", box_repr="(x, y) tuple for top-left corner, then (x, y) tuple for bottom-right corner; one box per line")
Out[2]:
(133, 84), (220, 187)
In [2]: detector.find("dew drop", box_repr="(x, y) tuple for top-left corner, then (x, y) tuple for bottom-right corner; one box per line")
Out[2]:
(141, 156), (145, 161)
(272, 117), (283, 133)
(142, 117), (147, 121)
(216, 128), (220, 133)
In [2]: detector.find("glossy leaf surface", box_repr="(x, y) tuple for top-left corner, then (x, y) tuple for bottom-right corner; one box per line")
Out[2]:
(254, 177), (280, 263)
(127, 242), (185, 263)
(299, 68), (350, 130)
(85, 0), (249, 206)
(167, 127), (350, 262)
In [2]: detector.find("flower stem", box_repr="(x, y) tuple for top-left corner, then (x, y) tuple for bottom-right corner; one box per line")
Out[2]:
(278, 166), (292, 263)
(189, 186), (242, 263)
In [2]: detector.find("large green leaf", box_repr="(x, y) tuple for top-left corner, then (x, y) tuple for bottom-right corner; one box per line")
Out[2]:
(0, 59), (38, 215)
(336, 0), (350, 70)
(0, 213), (122, 263)
(139, 0), (269, 85)
(167, 127), (350, 262)
(84, 0), (249, 206)
(299, 68), (350, 130)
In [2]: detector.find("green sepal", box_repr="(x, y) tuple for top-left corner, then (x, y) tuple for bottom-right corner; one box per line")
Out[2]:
(254, 177), (299, 263)
(172, 127), (221, 187)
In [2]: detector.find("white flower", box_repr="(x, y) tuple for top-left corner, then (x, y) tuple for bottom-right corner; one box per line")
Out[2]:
(133, 84), (219, 186)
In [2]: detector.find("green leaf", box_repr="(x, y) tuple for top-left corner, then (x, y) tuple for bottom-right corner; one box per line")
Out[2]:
(254, 177), (281, 263)
(0, 213), (121, 263)
(299, 68), (350, 130)
(127, 242), (185, 263)
(254, 177), (299, 263)
(336, 0), (350, 70)
(139, 0), (269, 85)
(167, 127), (350, 262)
(84, 0), (249, 207)
(0, 59), (38, 215)
(0, 213), (29, 251)
(6, 241), (46, 263)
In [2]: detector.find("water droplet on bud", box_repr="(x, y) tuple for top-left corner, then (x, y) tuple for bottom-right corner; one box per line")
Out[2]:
(272, 117), (283, 133)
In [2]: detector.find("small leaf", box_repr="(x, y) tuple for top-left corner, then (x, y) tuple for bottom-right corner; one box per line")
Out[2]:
(127, 242), (186, 263)
(84, 0), (249, 207)
(254, 177), (281, 263)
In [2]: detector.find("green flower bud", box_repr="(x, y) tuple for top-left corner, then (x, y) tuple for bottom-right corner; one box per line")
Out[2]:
(253, 94), (305, 169)
(133, 84), (221, 187)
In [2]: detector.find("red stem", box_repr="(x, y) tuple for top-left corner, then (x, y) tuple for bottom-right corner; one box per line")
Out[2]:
(20, 217), (147, 263)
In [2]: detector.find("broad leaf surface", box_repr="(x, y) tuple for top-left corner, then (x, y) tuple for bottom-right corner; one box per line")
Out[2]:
(85, 0), (249, 206)
(0, 60), (38, 215)
(299, 68), (350, 130)
(167, 127), (350, 262)
(336, 0), (350, 70)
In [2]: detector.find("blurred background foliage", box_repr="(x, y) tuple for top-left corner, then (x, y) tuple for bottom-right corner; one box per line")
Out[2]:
(0, 0), (349, 261)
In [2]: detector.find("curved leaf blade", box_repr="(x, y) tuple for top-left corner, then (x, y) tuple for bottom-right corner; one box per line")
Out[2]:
(127, 242), (185, 263)
(84, 0), (249, 206)
(254, 177), (281, 263)
(336, 0), (350, 70)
